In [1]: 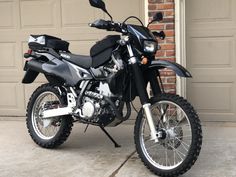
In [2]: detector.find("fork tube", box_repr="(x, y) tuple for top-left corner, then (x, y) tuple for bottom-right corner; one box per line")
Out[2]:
(147, 70), (162, 96)
(127, 44), (158, 141)
(131, 62), (149, 104)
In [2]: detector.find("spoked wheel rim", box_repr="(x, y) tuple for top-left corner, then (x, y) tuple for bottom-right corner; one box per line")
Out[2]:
(140, 101), (193, 170)
(31, 91), (62, 140)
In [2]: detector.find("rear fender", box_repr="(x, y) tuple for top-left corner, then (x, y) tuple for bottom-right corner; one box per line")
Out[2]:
(22, 68), (39, 84)
(148, 60), (192, 77)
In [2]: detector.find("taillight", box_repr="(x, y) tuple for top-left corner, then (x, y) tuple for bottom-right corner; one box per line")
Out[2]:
(27, 49), (32, 55)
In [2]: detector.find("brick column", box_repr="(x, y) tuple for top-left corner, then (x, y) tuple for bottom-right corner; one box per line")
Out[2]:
(148, 0), (176, 94)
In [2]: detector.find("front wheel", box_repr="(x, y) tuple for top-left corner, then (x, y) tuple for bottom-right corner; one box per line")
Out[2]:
(134, 94), (202, 177)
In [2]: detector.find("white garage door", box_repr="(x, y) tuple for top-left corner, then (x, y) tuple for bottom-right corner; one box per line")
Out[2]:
(0, 0), (144, 116)
(186, 0), (236, 121)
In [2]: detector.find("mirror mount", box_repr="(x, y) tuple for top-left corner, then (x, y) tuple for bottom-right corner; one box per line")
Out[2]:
(154, 12), (163, 22)
(89, 0), (113, 21)
(147, 12), (163, 27)
(104, 10), (113, 22)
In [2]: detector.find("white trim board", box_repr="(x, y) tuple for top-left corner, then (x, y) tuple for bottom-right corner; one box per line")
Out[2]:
(175, 0), (186, 97)
(144, 0), (149, 26)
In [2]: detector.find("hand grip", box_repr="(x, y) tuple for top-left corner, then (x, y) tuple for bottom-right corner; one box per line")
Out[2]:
(89, 19), (109, 29)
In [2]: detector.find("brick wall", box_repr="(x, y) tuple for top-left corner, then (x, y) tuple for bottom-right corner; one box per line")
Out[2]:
(148, 0), (176, 93)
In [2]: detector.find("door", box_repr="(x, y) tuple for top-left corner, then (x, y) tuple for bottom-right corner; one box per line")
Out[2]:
(186, 0), (236, 121)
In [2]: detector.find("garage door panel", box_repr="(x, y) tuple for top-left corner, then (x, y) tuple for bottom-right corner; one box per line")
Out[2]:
(0, 83), (25, 115)
(187, 82), (234, 112)
(69, 40), (96, 55)
(187, 82), (236, 121)
(20, 0), (60, 28)
(0, 41), (23, 82)
(61, 0), (103, 27)
(0, 83), (20, 107)
(187, 36), (234, 68)
(105, 0), (144, 23)
(187, 0), (232, 22)
(189, 72), (236, 83)
(0, 42), (17, 68)
(0, 1), (16, 29)
(186, 0), (236, 31)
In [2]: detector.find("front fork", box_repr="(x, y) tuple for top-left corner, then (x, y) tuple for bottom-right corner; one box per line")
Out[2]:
(127, 45), (159, 142)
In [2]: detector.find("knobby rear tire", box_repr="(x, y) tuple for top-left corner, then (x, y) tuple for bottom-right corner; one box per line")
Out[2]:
(26, 83), (73, 149)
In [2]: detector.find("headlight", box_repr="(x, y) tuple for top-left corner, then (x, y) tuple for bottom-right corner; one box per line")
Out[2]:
(143, 40), (157, 53)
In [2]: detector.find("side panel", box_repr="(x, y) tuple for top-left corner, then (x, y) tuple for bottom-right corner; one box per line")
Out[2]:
(23, 58), (92, 86)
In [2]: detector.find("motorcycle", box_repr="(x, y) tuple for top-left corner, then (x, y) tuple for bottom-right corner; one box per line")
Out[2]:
(22, 0), (202, 176)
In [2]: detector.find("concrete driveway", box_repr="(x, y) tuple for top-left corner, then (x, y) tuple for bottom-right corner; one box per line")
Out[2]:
(0, 120), (235, 177)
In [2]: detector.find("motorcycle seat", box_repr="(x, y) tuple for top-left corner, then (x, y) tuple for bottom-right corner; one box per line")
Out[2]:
(60, 52), (92, 69)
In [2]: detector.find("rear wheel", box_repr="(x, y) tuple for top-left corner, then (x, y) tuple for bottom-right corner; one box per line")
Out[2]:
(134, 94), (202, 177)
(26, 84), (73, 148)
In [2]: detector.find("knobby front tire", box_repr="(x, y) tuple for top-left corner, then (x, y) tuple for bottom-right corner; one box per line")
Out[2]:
(134, 94), (202, 177)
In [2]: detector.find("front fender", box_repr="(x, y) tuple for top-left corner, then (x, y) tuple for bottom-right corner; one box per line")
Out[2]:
(148, 60), (192, 77)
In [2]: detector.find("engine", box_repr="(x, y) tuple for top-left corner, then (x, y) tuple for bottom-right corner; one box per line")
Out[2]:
(78, 53), (125, 126)
(79, 83), (120, 126)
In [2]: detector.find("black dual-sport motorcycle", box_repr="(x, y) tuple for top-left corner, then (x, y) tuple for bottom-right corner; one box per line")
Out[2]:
(22, 0), (202, 176)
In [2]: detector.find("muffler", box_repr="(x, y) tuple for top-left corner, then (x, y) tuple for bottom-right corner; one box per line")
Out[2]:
(27, 59), (44, 73)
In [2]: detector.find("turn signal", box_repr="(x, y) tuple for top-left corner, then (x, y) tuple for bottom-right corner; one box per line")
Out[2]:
(141, 57), (148, 65)
(24, 49), (33, 60)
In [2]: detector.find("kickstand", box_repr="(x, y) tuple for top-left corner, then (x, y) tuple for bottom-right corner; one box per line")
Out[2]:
(100, 126), (121, 148)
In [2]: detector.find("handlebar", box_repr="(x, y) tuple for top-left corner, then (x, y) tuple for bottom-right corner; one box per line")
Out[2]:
(89, 18), (165, 40)
(89, 19), (123, 33)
